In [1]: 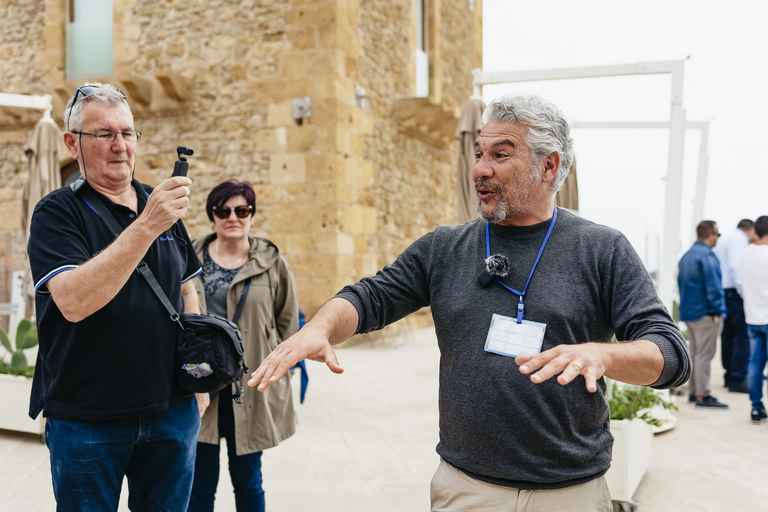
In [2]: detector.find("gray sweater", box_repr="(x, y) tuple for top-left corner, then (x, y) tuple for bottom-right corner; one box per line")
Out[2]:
(337, 209), (690, 489)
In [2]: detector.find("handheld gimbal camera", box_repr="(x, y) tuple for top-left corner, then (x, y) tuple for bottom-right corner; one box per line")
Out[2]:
(171, 146), (194, 177)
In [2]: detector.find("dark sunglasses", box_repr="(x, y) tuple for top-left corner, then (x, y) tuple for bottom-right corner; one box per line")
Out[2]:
(66, 85), (128, 130)
(212, 205), (254, 219)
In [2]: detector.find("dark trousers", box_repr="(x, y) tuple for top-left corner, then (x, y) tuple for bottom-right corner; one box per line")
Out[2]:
(188, 393), (265, 512)
(722, 288), (750, 384)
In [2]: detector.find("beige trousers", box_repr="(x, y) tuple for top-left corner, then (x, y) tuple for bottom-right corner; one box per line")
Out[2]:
(430, 459), (613, 512)
(685, 315), (722, 397)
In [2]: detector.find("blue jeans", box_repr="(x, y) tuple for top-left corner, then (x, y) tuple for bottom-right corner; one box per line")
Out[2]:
(46, 395), (200, 512)
(188, 393), (264, 512)
(747, 323), (768, 409)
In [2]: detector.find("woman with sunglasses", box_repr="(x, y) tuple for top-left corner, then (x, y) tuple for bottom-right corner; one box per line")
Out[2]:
(188, 180), (299, 512)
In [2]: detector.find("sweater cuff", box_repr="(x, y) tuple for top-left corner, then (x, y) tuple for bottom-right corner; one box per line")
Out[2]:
(334, 291), (365, 334)
(642, 333), (681, 389)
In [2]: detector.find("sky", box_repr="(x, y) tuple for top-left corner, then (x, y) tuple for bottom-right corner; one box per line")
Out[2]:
(481, 0), (768, 272)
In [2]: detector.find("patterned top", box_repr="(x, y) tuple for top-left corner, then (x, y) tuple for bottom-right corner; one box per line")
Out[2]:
(202, 245), (242, 319)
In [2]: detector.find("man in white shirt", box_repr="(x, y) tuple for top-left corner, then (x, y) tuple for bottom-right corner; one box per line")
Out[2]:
(715, 219), (756, 393)
(740, 215), (768, 424)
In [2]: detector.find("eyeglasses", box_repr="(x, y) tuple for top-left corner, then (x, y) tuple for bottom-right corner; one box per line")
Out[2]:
(212, 205), (254, 219)
(66, 85), (128, 130)
(71, 131), (142, 143)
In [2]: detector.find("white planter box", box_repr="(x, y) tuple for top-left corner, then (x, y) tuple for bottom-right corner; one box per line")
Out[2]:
(0, 373), (44, 436)
(605, 418), (653, 502)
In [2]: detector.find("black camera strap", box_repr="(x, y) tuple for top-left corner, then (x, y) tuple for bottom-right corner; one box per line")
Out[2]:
(78, 183), (185, 324)
(231, 279), (251, 325)
(77, 182), (251, 338)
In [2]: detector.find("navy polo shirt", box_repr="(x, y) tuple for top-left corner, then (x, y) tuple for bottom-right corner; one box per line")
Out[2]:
(27, 180), (201, 421)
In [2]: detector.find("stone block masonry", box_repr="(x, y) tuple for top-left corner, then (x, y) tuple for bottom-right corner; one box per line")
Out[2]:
(0, 0), (482, 331)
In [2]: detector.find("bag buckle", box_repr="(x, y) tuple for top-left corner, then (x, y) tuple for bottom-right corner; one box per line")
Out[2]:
(170, 313), (185, 330)
(232, 380), (243, 404)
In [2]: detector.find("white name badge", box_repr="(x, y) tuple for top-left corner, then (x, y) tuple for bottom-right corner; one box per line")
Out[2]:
(484, 313), (547, 358)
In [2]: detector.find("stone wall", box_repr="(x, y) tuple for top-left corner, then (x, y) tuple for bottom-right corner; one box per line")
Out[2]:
(356, 0), (480, 335)
(0, 1), (47, 311)
(0, 0), (482, 332)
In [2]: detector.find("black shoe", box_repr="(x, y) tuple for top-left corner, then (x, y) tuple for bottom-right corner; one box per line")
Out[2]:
(696, 396), (729, 409)
(688, 394), (696, 403)
(751, 408), (768, 424)
(728, 381), (749, 393)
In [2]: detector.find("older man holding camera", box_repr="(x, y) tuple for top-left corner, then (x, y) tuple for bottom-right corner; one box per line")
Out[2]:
(27, 82), (204, 511)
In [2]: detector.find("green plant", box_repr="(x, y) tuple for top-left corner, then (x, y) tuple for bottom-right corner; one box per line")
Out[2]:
(0, 319), (38, 377)
(608, 381), (677, 428)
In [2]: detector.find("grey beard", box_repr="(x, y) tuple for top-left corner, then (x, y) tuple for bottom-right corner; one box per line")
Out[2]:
(475, 178), (538, 224)
(477, 196), (507, 223)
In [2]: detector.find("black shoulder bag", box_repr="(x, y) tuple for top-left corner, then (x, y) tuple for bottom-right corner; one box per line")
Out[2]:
(75, 181), (249, 403)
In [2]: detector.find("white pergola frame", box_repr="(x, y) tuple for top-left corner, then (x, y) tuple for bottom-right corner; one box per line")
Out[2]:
(0, 92), (53, 119)
(473, 59), (705, 312)
(571, 119), (711, 247)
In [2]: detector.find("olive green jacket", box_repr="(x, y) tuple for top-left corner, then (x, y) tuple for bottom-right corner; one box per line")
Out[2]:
(192, 234), (299, 455)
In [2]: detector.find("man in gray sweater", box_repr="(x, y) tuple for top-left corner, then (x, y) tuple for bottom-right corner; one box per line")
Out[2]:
(249, 93), (691, 512)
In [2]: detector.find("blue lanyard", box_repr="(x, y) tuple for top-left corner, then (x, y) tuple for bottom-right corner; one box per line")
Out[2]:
(485, 207), (558, 323)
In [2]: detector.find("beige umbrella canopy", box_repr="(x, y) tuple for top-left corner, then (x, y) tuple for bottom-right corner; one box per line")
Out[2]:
(554, 156), (579, 212)
(456, 98), (485, 224)
(21, 117), (66, 314)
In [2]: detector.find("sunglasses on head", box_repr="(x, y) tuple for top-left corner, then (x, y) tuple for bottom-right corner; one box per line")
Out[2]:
(66, 85), (128, 130)
(212, 205), (254, 219)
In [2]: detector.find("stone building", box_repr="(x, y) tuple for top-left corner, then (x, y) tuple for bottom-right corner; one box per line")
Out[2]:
(0, 0), (482, 331)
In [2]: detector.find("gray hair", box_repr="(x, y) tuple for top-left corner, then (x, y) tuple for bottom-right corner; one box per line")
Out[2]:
(64, 82), (131, 132)
(482, 93), (574, 195)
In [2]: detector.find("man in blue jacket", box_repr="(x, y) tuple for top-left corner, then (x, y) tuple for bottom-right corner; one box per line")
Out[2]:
(678, 220), (728, 408)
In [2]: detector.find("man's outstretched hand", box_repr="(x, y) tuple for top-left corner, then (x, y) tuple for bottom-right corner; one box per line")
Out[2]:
(248, 327), (344, 391)
(516, 342), (610, 393)
(515, 339), (665, 392)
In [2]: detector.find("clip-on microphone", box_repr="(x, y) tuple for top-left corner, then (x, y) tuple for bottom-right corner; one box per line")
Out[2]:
(478, 254), (510, 286)
(478, 268), (494, 286)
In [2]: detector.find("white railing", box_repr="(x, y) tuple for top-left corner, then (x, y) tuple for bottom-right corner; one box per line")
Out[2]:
(0, 271), (27, 344)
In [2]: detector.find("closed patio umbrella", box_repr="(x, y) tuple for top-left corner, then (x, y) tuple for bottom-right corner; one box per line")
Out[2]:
(456, 98), (485, 224)
(21, 115), (66, 314)
(554, 156), (579, 212)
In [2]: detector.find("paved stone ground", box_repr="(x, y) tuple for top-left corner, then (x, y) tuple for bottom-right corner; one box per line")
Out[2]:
(1, 327), (766, 511)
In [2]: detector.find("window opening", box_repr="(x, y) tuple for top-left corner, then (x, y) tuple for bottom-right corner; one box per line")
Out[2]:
(66, 0), (113, 80)
(415, 0), (429, 97)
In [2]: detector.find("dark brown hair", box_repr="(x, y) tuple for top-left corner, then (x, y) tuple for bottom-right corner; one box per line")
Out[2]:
(696, 220), (717, 241)
(205, 180), (256, 221)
